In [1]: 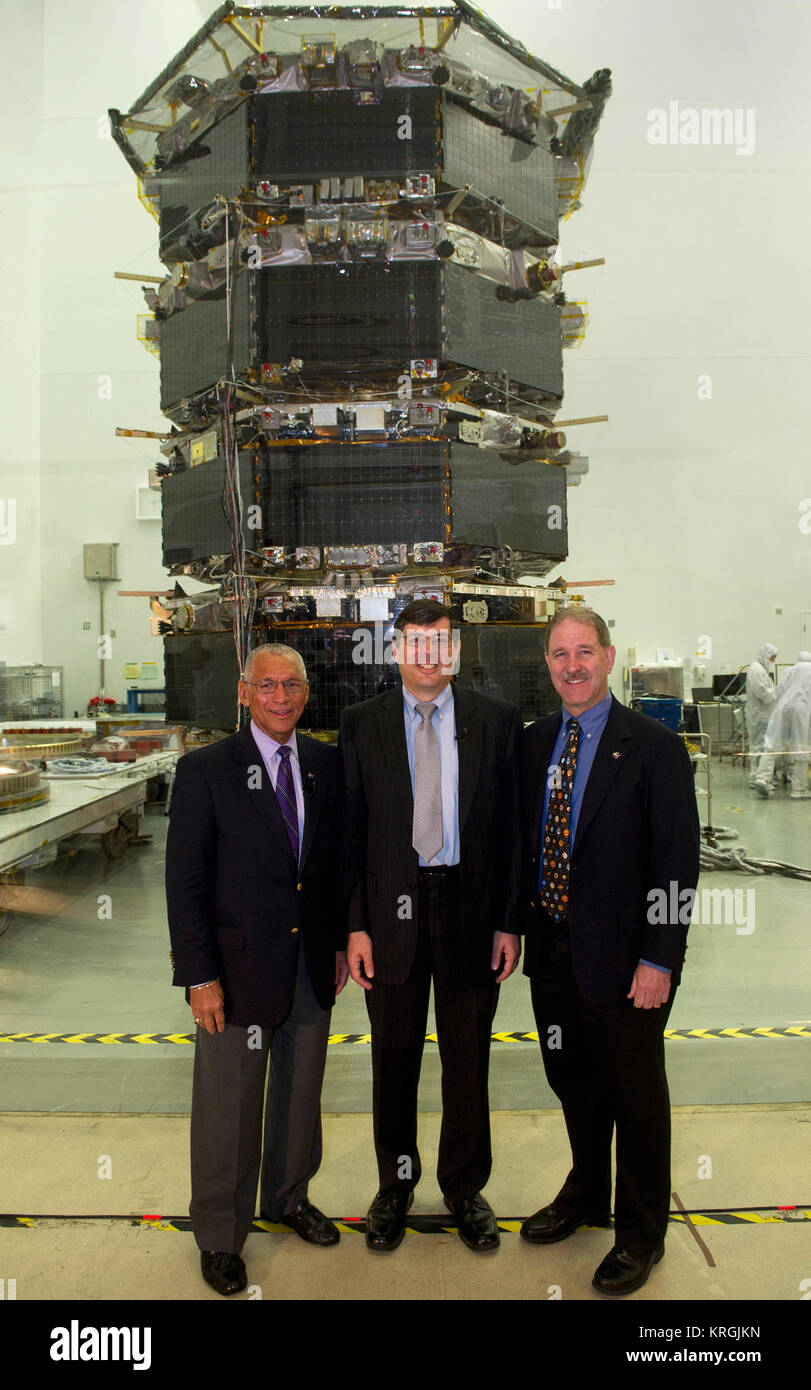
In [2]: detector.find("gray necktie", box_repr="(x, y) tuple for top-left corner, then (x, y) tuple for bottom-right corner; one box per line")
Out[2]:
(412, 701), (444, 862)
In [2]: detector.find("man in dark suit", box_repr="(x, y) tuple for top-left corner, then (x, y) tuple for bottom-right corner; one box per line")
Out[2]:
(521, 607), (700, 1295)
(340, 599), (523, 1254)
(166, 643), (348, 1296)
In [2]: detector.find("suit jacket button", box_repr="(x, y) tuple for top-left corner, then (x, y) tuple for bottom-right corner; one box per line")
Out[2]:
(291, 927), (299, 934)
(530, 900), (536, 908)
(531, 856), (536, 865)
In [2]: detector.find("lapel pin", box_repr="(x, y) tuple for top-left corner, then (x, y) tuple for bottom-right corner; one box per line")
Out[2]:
(612, 751), (621, 759)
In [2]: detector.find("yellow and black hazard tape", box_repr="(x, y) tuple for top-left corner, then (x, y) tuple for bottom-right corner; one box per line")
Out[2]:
(1, 1025), (810, 1046)
(0, 1032), (196, 1045)
(1, 1207), (809, 1232)
(664, 1026), (811, 1041)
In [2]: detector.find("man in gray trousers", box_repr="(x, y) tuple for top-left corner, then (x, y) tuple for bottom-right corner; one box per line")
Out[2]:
(166, 643), (348, 1295)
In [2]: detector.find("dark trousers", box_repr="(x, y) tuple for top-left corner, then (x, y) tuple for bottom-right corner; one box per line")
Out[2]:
(365, 874), (498, 1202)
(189, 946), (331, 1253)
(529, 919), (674, 1254)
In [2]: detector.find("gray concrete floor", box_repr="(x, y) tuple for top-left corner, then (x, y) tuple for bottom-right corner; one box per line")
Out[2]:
(0, 760), (809, 1300)
(2, 1108), (809, 1301)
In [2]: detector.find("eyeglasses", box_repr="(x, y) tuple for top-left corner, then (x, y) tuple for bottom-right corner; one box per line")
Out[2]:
(242, 678), (306, 694)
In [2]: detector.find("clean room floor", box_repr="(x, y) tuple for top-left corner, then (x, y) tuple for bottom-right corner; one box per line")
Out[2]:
(1, 759), (809, 1302)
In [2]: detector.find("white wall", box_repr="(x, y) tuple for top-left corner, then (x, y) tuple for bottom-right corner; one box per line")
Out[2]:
(1, 0), (809, 708)
(0, 0), (209, 713)
(0, 0), (43, 666)
(498, 0), (811, 688)
(35, 0), (214, 714)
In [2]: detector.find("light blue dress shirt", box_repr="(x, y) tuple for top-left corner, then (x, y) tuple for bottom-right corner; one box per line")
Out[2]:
(538, 691), (667, 973)
(249, 720), (305, 865)
(402, 682), (460, 866)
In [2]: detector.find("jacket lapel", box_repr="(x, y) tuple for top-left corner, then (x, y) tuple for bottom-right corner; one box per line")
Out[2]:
(232, 724), (297, 865)
(573, 695), (634, 852)
(529, 715), (562, 858)
(297, 733), (320, 871)
(452, 686), (482, 838)
(377, 687), (414, 810)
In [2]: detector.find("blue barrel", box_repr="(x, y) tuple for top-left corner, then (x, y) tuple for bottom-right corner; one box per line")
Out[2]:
(637, 696), (683, 732)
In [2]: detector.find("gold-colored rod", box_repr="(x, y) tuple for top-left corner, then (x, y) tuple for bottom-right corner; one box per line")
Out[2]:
(124, 119), (168, 133)
(207, 33), (233, 72)
(435, 17), (456, 51)
(545, 99), (592, 117)
(114, 271), (164, 284)
(224, 17), (261, 54)
(115, 427), (171, 439)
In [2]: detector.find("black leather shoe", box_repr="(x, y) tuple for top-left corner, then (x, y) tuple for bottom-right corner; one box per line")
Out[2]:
(444, 1193), (500, 1253)
(200, 1250), (247, 1296)
(520, 1202), (611, 1245)
(365, 1187), (414, 1252)
(280, 1198), (340, 1246)
(592, 1243), (664, 1296)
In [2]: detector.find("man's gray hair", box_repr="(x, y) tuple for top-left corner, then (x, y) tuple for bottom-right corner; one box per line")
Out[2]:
(242, 643), (308, 683)
(544, 606), (612, 652)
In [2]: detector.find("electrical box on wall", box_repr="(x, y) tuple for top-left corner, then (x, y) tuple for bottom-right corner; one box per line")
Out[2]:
(135, 485), (161, 521)
(83, 543), (119, 580)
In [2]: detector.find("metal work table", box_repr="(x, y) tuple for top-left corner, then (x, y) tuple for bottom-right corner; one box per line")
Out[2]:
(0, 751), (177, 877)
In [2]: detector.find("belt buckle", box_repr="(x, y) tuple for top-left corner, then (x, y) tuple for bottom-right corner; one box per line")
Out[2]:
(420, 865), (456, 885)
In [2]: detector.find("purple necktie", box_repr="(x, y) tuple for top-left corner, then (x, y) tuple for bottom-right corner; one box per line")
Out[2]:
(275, 745), (300, 859)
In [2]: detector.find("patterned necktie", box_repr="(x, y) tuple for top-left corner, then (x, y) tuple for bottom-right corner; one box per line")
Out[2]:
(412, 701), (444, 862)
(539, 717), (581, 921)
(275, 745), (300, 860)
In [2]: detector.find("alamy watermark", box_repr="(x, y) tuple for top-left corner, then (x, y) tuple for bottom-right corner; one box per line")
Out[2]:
(50, 1321), (151, 1370)
(647, 102), (756, 156)
(647, 882), (756, 936)
(351, 624), (460, 674)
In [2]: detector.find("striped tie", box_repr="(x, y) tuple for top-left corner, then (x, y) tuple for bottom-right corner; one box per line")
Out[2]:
(412, 701), (444, 862)
(275, 745), (300, 859)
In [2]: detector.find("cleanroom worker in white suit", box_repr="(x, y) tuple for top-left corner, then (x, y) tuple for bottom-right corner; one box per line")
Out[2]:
(745, 643), (778, 786)
(753, 652), (811, 800)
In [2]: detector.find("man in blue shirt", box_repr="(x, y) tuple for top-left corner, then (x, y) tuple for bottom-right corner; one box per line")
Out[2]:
(341, 599), (523, 1255)
(521, 607), (700, 1295)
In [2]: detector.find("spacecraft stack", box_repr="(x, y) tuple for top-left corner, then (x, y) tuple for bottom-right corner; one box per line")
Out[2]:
(111, 2), (609, 731)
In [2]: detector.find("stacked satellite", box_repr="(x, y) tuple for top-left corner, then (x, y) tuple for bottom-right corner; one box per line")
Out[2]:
(111, 1), (609, 730)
